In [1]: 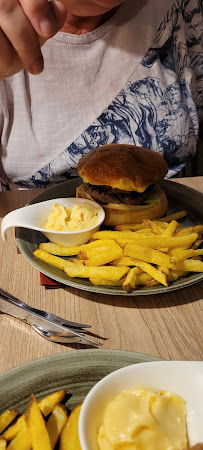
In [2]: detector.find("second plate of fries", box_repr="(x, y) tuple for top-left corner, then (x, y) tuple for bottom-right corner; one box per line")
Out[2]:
(16, 178), (203, 295)
(0, 350), (162, 449)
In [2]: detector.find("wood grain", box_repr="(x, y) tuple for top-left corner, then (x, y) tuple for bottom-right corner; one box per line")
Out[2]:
(0, 177), (202, 374)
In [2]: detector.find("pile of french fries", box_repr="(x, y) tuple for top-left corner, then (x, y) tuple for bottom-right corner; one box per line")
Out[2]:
(0, 390), (81, 450)
(33, 210), (203, 293)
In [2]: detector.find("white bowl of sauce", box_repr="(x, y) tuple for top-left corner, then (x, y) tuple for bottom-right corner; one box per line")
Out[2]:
(1, 198), (105, 247)
(78, 361), (203, 450)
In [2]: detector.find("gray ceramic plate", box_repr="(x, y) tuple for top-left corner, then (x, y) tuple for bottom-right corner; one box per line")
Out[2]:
(0, 349), (162, 414)
(16, 178), (203, 295)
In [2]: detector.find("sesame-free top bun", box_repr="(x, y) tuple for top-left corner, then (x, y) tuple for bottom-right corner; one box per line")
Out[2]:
(78, 144), (168, 193)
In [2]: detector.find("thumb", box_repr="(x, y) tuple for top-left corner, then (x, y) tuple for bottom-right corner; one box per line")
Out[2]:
(29, 0), (67, 42)
(49, 0), (67, 33)
(38, 2), (67, 48)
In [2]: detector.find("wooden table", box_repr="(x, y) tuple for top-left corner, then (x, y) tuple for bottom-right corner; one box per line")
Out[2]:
(0, 177), (202, 374)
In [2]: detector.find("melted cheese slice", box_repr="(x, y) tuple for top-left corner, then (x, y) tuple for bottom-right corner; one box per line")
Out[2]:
(104, 194), (160, 211)
(97, 385), (188, 450)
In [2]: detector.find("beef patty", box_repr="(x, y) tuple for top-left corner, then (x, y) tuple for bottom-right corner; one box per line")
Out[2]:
(83, 183), (156, 205)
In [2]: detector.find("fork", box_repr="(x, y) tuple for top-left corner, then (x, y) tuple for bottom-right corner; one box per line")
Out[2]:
(0, 287), (101, 347)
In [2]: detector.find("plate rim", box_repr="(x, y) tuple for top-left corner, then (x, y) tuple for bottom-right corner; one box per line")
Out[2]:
(0, 348), (163, 382)
(0, 349), (164, 413)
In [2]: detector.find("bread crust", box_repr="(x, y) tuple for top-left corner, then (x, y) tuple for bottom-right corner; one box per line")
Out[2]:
(78, 144), (168, 192)
(76, 184), (168, 226)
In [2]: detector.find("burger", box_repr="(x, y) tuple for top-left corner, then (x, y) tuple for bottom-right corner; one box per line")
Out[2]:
(76, 144), (168, 227)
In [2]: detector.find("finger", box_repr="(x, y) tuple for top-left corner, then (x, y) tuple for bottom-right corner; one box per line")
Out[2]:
(19, 0), (67, 38)
(0, 28), (22, 79)
(0, 28), (47, 79)
(0, 28), (15, 75)
(0, 0), (44, 74)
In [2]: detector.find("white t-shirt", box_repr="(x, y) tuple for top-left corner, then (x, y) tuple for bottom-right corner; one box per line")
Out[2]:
(0, 0), (202, 190)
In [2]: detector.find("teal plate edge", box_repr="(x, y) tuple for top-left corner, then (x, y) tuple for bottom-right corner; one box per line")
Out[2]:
(0, 349), (163, 413)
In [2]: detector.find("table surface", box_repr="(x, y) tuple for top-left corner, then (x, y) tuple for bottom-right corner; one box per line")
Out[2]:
(0, 177), (202, 374)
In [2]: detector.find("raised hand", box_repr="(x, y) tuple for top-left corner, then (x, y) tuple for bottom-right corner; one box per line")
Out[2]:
(0, 0), (66, 79)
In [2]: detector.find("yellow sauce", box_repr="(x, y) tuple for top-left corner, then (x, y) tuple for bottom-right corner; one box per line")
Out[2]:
(44, 203), (99, 232)
(97, 385), (188, 450)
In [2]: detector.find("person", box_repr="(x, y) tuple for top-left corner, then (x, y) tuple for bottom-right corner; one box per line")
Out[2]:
(0, 0), (202, 191)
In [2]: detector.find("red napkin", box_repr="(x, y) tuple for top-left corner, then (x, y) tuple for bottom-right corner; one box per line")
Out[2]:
(40, 272), (64, 289)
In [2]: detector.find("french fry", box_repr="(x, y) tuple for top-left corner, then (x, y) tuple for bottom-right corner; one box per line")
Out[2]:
(156, 210), (187, 222)
(64, 264), (129, 281)
(124, 243), (173, 268)
(136, 234), (199, 248)
(134, 272), (154, 285)
(146, 278), (160, 287)
(78, 251), (88, 260)
(171, 248), (203, 261)
(132, 260), (168, 286)
(192, 238), (203, 249)
(83, 246), (123, 266)
(40, 240), (117, 256)
(171, 259), (203, 272)
(115, 238), (134, 248)
(134, 228), (155, 234)
(143, 220), (164, 235)
(110, 256), (142, 267)
(2, 414), (26, 441)
(115, 222), (168, 231)
(7, 420), (31, 450)
(47, 404), (68, 449)
(89, 277), (124, 286)
(168, 270), (189, 282)
(162, 220), (180, 237)
(0, 410), (18, 434)
(116, 234), (163, 248)
(78, 239), (118, 248)
(157, 266), (169, 275)
(0, 439), (6, 450)
(79, 246), (123, 262)
(26, 394), (52, 450)
(81, 240), (121, 256)
(39, 242), (82, 256)
(59, 403), (82, 450)
(115, 223), (145, 231)
(122, 267), (141, 293)
(69, 258), (84, 265)
(152, 221), (168, 229)
(33, 249), (70, 271)
(91, 230), (134, 240)
(157, 248), (169, 253)
(92, 231), (198, 248)
(79, 240), (122, 258)
(175, 225), (203, 236)
(170, 247), (188, 257)
(38, 390), (67, 417)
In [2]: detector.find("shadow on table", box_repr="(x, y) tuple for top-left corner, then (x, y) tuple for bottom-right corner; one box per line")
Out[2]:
(67, 281), (203, 309)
